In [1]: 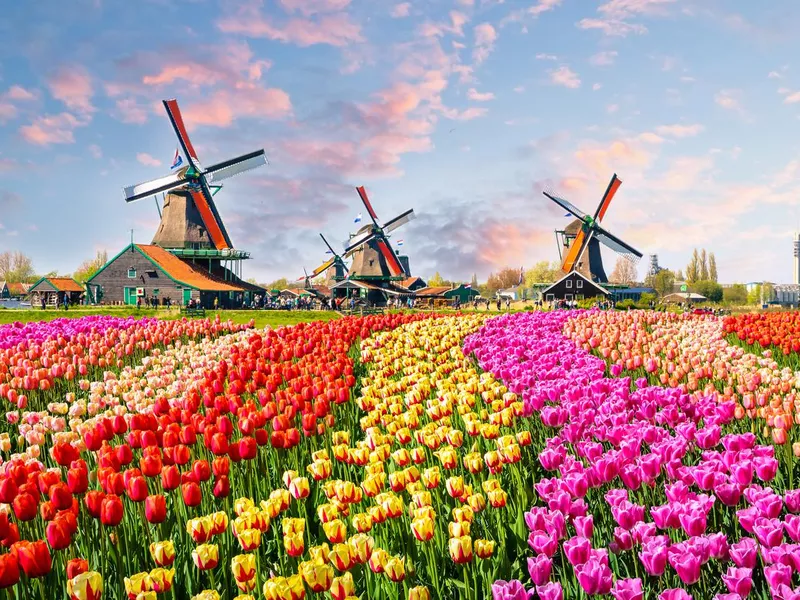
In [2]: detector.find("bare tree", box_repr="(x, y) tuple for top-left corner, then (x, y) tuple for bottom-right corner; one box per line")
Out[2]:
(0, 251), (35, 283)
(709, 253), (718, 282)
(73, 250), (108, 283)
(608, 256), (638, 285)
(700, 249), (709, 281)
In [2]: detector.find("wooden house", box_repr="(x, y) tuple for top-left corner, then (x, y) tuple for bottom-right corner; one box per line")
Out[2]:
(0, 282), (8, 299)
(87, 243), (259, 308)
(444, 285), (479, 305)
(399, 276), (427, 292)
(28, 277), (84, 307)
(540, 271), (609, 303)
(7, 283), (31, 298)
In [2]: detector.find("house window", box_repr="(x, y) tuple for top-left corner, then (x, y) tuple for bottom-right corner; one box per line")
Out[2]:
(566, 280), (573, 288)
(152, 289), (159, 296)
(546, 294), (555, 302)
(577, 279), (583, 289)
(127, 268), (136, 279)
(146, 270), (158, 278)
(565, 294), (573, 301)
(577, 295), (584, 301)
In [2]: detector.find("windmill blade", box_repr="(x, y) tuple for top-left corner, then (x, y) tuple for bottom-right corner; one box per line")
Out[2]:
(320, 233), (339, 257)
(188, 186), (232, 250)
(123, 171), (189, 202)
(593, 173), (622, 222)
(594, 227), (643, 263)
(383, 209), (416, 234)
(310, 258), (335, 278)
(375, 238), (405, 277)
(561, 228), (590, 273)
(205, 150), (267, 183)
(543, 190), (588, 221)
(343, 230), (376, 256)
(356, 186), (380, 224)
(574, 230), (596, 271)
(163, 99), (201, 169)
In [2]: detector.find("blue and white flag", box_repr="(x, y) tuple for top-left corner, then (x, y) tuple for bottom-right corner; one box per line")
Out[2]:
(465, 283), (472, 289)
(354, 213), (362, 224)
(170, 147), (183, 170)
(564, 212), (571, 217)
(325, 249), (333, 254)
(396, 239), (404, 246)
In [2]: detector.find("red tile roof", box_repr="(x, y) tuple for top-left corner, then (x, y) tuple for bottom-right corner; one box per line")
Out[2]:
(6, 283), (30, 296)
(415, 286), (451, 297)
(48, 278), (84, 292)
(136, 245), (246, 292)
(399, 276), (425, 289)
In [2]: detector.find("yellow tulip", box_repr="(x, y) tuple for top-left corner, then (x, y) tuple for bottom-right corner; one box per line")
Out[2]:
(67, 570), (102, 600)
(348, 533), (374, 564)
(323, 519), (347, 543)
(149, 540), (175, 566)
(330, 542), (354, 571)
(384, 556), (406, 582)
(475, 539), (495, 559)
(409, 586), (431, 600)
(191, 591), (221, 600)
(231, 554), (256, 582)
(351, 512), (373, 533)
(299, 559), (334, 593)
(289, 477), (310, 500)
(411, 517), (435, 542)
(282, 517), (306, 536)
(368, 547), (388, 573)
(330, 572), (354, 600)
(192, 544), (219, 570)
(238, 528), (261, 551)
(449, 535), (473, 564)
(149, 568), (174, 593)
(124, 573), (152, 599)
(234, 497), (255, 516)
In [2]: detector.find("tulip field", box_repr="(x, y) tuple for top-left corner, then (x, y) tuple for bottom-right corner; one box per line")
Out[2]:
(6, 309), (800, 600)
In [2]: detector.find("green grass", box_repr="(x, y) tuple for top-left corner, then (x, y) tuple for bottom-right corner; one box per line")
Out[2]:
(0, 306), (341, 328)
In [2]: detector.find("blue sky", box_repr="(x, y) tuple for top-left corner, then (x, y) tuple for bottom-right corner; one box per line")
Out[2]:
(2, 0), (800, 284)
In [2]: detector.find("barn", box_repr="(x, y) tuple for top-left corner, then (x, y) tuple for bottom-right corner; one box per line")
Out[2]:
(88, 243), (258, 308)
(541, 271), (609, 303)
(28, 277), (84, 307)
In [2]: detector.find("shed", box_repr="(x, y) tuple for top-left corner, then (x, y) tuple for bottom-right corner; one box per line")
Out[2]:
(399, 276), (427, 292)
(444, 284), (479, 305)
(541, 271), (609, 303)
(87, 243), (256, 308)
(414, 286), (451, 308)
(662, 292), (707, 304)
(28, 277), (84, 307)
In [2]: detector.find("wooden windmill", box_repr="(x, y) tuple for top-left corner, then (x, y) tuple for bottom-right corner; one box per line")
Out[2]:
(544, 174), (642, 283)
(342, 186), (415, 280)
(298, 234), (349, 288)
(123, 99), (267, 254)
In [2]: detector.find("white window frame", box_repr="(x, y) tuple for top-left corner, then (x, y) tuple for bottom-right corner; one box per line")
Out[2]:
(546, 294), (555, 302)
(566, 280), (573, 288)
(565, 294), (573, 301)
(576, 279), (583, 289)
(127, 268), (136, 279)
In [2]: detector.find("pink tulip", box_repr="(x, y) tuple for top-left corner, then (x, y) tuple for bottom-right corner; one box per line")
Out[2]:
(765, 563), (792, 591)
(658, 590), (692, 600)
(639, 538), (668, 576)
(785, 490), (800, 513)
(574, 556), (613, 595)
(785, 515), (800, 542)
(611, 578), (643, 600)
(563, 536), (591, 566)
(729, 538), (758, 569)
(527, 555), (552, 586)
(573, 516), (593, 540)
(753, 517), (784, 548)
(535, 582), (563, 600)
(613, 527), (633, 551)
(528, 532), (558, 557)
(678, 508), (707, 537)
(722, 566), (753, 598)
(714, 482), (742, 506)
(668, 551), (702, 585)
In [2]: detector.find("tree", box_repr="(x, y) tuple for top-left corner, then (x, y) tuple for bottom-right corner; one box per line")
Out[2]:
(608, 257), (638, 285)
(524, 261), (561, 286)
(73, 250), (108, 283)
(264, 278), (289, 290)
(0, 251), (36, 283)
(709, 253), (718, 283)
(470, 273), (478, 289)
(691, 280), (723, 303)
(723, 283), (747, 304)
(686, 249), (700, 284)
(675, 269), (685, 282)
(486, 267), (523, 293)
(651, 270), (675, 297)
(747, 283), (774, 305)
(428, 272), (446, 287)
(699, 249), (709, 281)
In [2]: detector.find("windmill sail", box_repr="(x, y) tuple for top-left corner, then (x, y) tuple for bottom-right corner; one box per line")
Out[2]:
(594, 228), (642, 263)
(543, 191), (587, 221)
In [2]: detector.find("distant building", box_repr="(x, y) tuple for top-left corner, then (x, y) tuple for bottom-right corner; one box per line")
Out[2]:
(662, 292), (707, 304)
(28, 277), (84, 306)
(399, 276), (427, 292)
(7, 283), (31, 298)
(612, 287), (657, 302)
(774, 284), (800, 307)
(445, 285), (479, 305)
(541, 271), (609, 303)
(0, 282), (8, 299)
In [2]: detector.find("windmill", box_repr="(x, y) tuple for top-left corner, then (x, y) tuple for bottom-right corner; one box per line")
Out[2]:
(544, 174), (642, 283)
(299, 234), (349, 287)
(123, 98), (267, 252)
(342, 186), (415, 279)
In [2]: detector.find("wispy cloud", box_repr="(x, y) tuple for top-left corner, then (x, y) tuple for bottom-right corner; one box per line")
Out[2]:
(549, 66), (581, 89)
(467, 88), (495, 102)
(136, 152), (161, 167)
(391, 3), (410, 18)
(589, 51), (618, 66)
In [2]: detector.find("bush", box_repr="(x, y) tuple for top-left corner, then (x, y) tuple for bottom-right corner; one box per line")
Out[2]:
(615, 299), (636, 310)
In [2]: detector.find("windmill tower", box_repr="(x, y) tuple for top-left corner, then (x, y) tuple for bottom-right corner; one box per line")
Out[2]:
(545, 174), (643, 283)
(123, 99), (267, 282)
(793, 233), (800, 285)
(298, 234), (349, 289)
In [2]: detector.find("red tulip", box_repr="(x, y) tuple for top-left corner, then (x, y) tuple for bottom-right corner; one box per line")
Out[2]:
(209, 433), (228, 456)
(140, 454), (162, 478)
(239, 437), (257, 460)
(37, 471), (59, 495)
(211, 457), (229, 477)
(12, 540), (51, 578)
(0, 553), (19, 588)
(1, 524), (19, 548)
(12, 493), (37, 522)
(192, 460), (211, 482)
(66, 557), (88, 580)
(67, 467), (88, 495)
(52, 442), (79, 467)
(100, 495), (123, 527)
(45, 519), (71, 550)
(161, 465), (180, 491)
(49, 482), (73, 511)
(0, 478), (18, 504)
(213, 476), (230, 498)
(40, 501), (56, 522)
(145, 495), (166, 523)
(182, 482), (202, 507)
(84, 491), (105, 519)
(125, 476), (148, 503)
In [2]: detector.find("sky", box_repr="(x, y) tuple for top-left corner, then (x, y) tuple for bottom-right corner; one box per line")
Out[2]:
(2, 0), (800, 285)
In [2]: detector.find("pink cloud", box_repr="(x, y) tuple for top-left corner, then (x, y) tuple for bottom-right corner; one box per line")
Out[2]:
(278, 0), (351, 15)
(536, 53), (558, 61)
(391, 2), (410, 17)
(217, 4), (363, 47)
(19, 112), (86, 145)
(578, 0), (678, 36)
(0, 103), (16, 123)
(88, 144), (102, 159)
(418, 11), (469, 38)
(114, 98), (149, 124)
(714, 89), (743, 112)
(467, 88), (495, 101)
(5, 86), (36, 102)
(577, 18), (647, 35)
(654, 123), (704, 137)
(136, 152), (161, 167)
(549, 66), (581, 88)
(0, 86), (38, 124)
(47, 66), (94, 114)
(472, 22), (497, 63)
(179, 84), (292, 128)
(590, 51), (618, 66)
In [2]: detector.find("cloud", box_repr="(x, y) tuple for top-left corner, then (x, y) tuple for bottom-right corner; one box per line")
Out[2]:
(577, 0), (678, 36)
(503, 0), (563, 27)
(179, 85), (292, 128)
(784, 91), (800, 104)
(472, 23), (497, 64)
(391, 3), (410, 17)
(467, 88), (495, 101)
(88, 144), (102, 159)
(5, 86), (36, 102)
(607, 104), (619, 113)
(592, 83), (603, 91)
(113, 98), (149, 124)
(0, 86), (38, 124)
(536, 53), (558, 61)
(653, 123), (704, 137)
(513, 85), (525, 93)
(418, 11), (469, 38)
(714, 89), (743, 112)
(217, 1), (363, 47)
(549, 66), (581, 89)
(47, 65), (95, 114)
(590, 51), (618, 66)
(136, 152), (161, 167)
(19, 112), (87, 145)
(278, 0), (351, 16)
(577, 18), (647, 36)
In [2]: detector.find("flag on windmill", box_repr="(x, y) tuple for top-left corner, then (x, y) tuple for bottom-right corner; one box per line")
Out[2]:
(354, 213), (362, 224)
(170, 147), (183, 170)
(396, 239), (404, 246)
